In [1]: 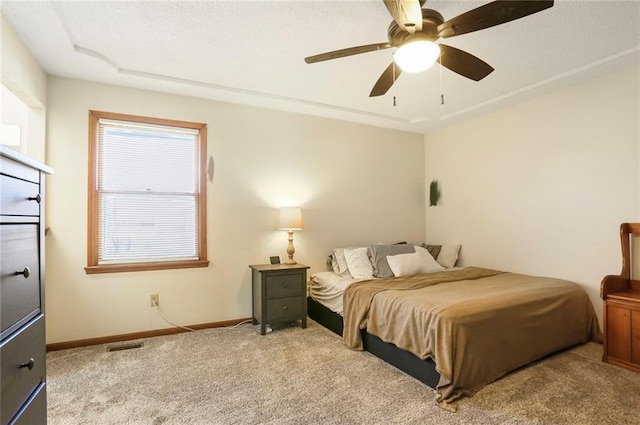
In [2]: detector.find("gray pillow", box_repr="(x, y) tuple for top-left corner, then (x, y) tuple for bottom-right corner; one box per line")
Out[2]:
(367, 244), (416, 278)
(421, 243), (442, 260)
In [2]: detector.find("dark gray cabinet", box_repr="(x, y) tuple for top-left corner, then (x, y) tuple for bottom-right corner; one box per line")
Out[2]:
(1, 146), (52, 425)
(249, 264), (309, 335)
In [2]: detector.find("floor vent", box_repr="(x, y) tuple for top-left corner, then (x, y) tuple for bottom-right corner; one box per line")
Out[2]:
(107, 342), (144, 352)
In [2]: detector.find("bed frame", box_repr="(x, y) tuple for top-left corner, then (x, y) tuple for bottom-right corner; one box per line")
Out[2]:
(307, 296), (440, 388)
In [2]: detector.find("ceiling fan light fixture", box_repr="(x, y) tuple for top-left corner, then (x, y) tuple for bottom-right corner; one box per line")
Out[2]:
(393, 40), (441, 73)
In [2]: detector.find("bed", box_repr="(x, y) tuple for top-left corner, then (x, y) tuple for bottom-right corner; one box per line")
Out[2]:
(307, 244), (602, 411)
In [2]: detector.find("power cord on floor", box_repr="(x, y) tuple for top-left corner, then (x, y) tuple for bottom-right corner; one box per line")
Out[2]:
(224, 319), (253, 329)
(152, 299), (254, 332)
(153, 301), (196, 332)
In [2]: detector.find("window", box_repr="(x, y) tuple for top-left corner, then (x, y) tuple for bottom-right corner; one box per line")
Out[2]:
(86, 110), (208, 274)
(1, 84), (29, 153)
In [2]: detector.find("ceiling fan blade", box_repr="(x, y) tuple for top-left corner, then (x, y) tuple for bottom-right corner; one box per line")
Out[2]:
(383, 0), (423, 33)
(369, 62), (402, 97)
(305, 42), (393, 64)
(437, 1), (554, 39)
(438, 44), (494, 81)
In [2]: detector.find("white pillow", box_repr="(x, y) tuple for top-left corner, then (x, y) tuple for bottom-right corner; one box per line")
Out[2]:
(343, 247), (374, 280)
(332, 247), (359, 277)
(437, 244), (461, 268)
(387, 246), (444, 276)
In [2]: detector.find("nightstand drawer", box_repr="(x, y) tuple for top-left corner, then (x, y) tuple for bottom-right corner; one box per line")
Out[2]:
(0, 315), (46, 424)
(266, 296), (303, 322)
(265, 274), (303, 298)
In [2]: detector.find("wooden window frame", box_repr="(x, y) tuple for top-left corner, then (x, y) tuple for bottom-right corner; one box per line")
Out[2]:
(85, 110), (208, 274)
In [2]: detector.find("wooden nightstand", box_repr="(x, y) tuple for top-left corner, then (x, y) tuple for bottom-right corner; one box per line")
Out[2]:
(601, 223), (640, 373)
(249, 263), (309, 335)
(603, 293), (640, 372)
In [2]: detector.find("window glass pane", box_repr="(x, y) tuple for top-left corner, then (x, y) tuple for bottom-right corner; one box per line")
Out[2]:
(99, 124), (198, 193)
(1, 84), (28, 153)
(99, 193), (198, 263)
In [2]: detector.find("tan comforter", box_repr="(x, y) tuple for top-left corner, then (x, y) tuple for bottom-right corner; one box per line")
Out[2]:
(342, 267), (602, 411)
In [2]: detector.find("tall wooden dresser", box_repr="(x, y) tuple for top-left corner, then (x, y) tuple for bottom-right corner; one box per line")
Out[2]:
(1, 146), (53, 424)
(601, 223), (640, 373)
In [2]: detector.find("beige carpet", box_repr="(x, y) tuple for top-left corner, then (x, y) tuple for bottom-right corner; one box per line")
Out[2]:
(46, 320), (640, 425)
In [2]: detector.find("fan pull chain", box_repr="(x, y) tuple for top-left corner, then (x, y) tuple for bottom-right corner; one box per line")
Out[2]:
(392, 59), (397, 107)
(439, 58), (445, 105)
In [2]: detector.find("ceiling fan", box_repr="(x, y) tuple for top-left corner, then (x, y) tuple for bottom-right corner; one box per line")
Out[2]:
(304, 0), (554, 97)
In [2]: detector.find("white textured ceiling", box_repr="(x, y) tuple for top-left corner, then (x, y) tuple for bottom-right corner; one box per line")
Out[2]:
(2, 0), (639, 133)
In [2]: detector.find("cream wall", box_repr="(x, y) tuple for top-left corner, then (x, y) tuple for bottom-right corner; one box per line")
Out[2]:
(1, 15), (47, 162)
(45, 77), (425, 344)
(425, 65), (640, 327)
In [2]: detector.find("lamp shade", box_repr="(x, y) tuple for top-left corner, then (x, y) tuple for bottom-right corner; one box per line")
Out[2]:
(278, 207), (303, 231)
(394, 40), (440, 73)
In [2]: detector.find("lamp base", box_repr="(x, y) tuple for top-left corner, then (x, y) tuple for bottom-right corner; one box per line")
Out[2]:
(285, 230), (297, 265)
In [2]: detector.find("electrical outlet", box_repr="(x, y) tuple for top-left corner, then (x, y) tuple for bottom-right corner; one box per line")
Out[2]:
(150, 294), (159, 307)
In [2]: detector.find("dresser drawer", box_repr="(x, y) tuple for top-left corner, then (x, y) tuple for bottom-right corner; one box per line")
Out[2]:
(1, 225), (41, 336)
(8, 382), (46, 425)
(0, 315), (46, 425)
(0, 175), (40, 217)
(265, 274), (303, 298)
(266, 296), (303, 322)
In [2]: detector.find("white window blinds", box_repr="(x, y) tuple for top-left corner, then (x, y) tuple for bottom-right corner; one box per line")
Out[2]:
(97, 118), (200, 264)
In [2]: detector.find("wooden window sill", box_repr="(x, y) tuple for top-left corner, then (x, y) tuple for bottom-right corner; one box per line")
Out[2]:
(85, 260), (209, 274)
